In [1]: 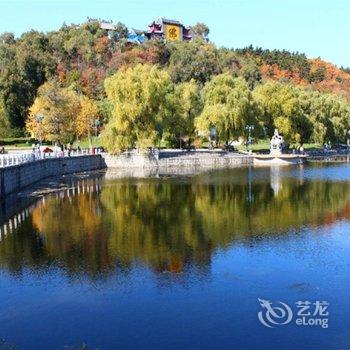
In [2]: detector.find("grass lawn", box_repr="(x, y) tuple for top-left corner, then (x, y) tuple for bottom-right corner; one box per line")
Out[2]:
(0, 137), (33, 149)
(236, 139), (270, 152)
(0, 137), (101, 150)
(236, 139), (323, 153)
(302, 143), (324, 150)
(73, 137), (100, 148)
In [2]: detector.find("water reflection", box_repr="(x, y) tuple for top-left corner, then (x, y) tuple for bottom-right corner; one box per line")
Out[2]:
(0, 166), (349, 279)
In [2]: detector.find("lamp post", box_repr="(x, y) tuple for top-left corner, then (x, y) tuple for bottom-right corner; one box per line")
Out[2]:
(93, 119), (100, 150)
(209, 126), (217, 150)
(35, 114), (44, 147)
(94, 119), (100, 138)
(245, 125), (254, 153)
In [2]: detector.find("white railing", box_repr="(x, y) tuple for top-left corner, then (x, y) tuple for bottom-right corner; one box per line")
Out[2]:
(0, 148), (103, 168)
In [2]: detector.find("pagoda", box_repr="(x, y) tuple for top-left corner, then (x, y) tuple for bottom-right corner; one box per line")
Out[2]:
(145, 18), (192, 42)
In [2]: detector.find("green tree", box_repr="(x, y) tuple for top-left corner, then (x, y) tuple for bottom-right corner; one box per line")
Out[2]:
(0, 96), (11, 137)
(240, 62), (262, 90)
(0, 32), (15, 45)
(0, 30), (55, 132)
(253, 81), (312, 144)
(191, 23), (210, 41)
(168, 39), (221, 84)
(306, 91), (336, 144)
(101, 64), (172, 153)
(196, 74), (257, 144)
(110, 22), (128, 42)
(163, 79), (203, 148)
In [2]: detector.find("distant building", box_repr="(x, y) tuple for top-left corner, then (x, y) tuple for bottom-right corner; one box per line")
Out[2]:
(90, 17), (192, 44)
(87, 17), (116, 30)
(145, 18), (192, 42)
(99, 21), (117, 31)
(128, 29), (147, 44)
(87, 18), (118, 39)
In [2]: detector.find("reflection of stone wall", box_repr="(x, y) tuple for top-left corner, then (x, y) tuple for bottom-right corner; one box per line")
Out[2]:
(0, 155), (105, 198)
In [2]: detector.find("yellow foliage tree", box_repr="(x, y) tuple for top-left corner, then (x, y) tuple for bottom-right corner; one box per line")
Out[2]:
(76, 96), (99, 146)
(26, 81), (80, 144)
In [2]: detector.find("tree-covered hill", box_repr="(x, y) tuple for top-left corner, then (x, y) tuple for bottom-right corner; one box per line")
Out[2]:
(0, 20), (349, 148)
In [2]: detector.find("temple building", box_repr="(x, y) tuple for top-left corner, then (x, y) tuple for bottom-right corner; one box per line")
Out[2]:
(91, 17), (192, 44)
(145, 18), (192, 42)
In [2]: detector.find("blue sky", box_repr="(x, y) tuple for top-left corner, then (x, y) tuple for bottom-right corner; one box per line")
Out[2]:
(0, 0), (349, 67)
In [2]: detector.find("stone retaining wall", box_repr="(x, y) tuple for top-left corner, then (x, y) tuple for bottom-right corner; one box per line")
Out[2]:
(102, 152), (159, 168)
(102, 152), (253, 169)
(0, 155), (105, 198)
(158, 155), (253, 168)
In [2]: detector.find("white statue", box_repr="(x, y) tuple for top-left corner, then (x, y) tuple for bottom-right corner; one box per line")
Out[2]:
(270, 129), (284, 156)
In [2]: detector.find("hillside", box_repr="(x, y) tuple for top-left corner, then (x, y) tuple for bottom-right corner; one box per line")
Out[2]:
(0, 20), (349, 149)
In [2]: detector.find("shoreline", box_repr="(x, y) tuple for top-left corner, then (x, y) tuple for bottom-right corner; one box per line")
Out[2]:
(0, 150), (349, 201)
(1, 158), (349, 232)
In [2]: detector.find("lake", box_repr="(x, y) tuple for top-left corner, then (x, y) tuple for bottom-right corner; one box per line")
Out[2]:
(0, 163), (349, 349)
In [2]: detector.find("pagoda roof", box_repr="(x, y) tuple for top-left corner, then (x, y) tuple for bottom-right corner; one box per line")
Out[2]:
(161, 18), (182, 25)
(148, 17), (184, 28)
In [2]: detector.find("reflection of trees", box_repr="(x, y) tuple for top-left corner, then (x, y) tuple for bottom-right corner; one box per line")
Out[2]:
(101, 180), (212, 273)
(0, 174), (349, 279)
(194, 179), (350, 247)
(0, 220), (50, 274)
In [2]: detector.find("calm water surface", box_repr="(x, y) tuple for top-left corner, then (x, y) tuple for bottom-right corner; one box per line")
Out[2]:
(0, 164), (349, 349)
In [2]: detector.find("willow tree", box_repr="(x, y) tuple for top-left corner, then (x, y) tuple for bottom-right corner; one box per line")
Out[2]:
(330, 100), (350, 143)
(101, 64), (172, 154)
(253, 81), (312, 144)
(162, 79), (203, 148)
(195, 74), (257, 144)
(304, 91), (335, 144)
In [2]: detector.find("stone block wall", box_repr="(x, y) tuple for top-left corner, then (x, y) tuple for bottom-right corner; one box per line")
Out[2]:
(102, 152), (253, 169)
(0, 155), (105, 198)
(102, 152), (159, 168)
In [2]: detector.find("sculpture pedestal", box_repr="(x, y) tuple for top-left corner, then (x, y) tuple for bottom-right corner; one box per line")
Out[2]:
(253, 154), (307, 166)
(270, 149), (282, 157)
